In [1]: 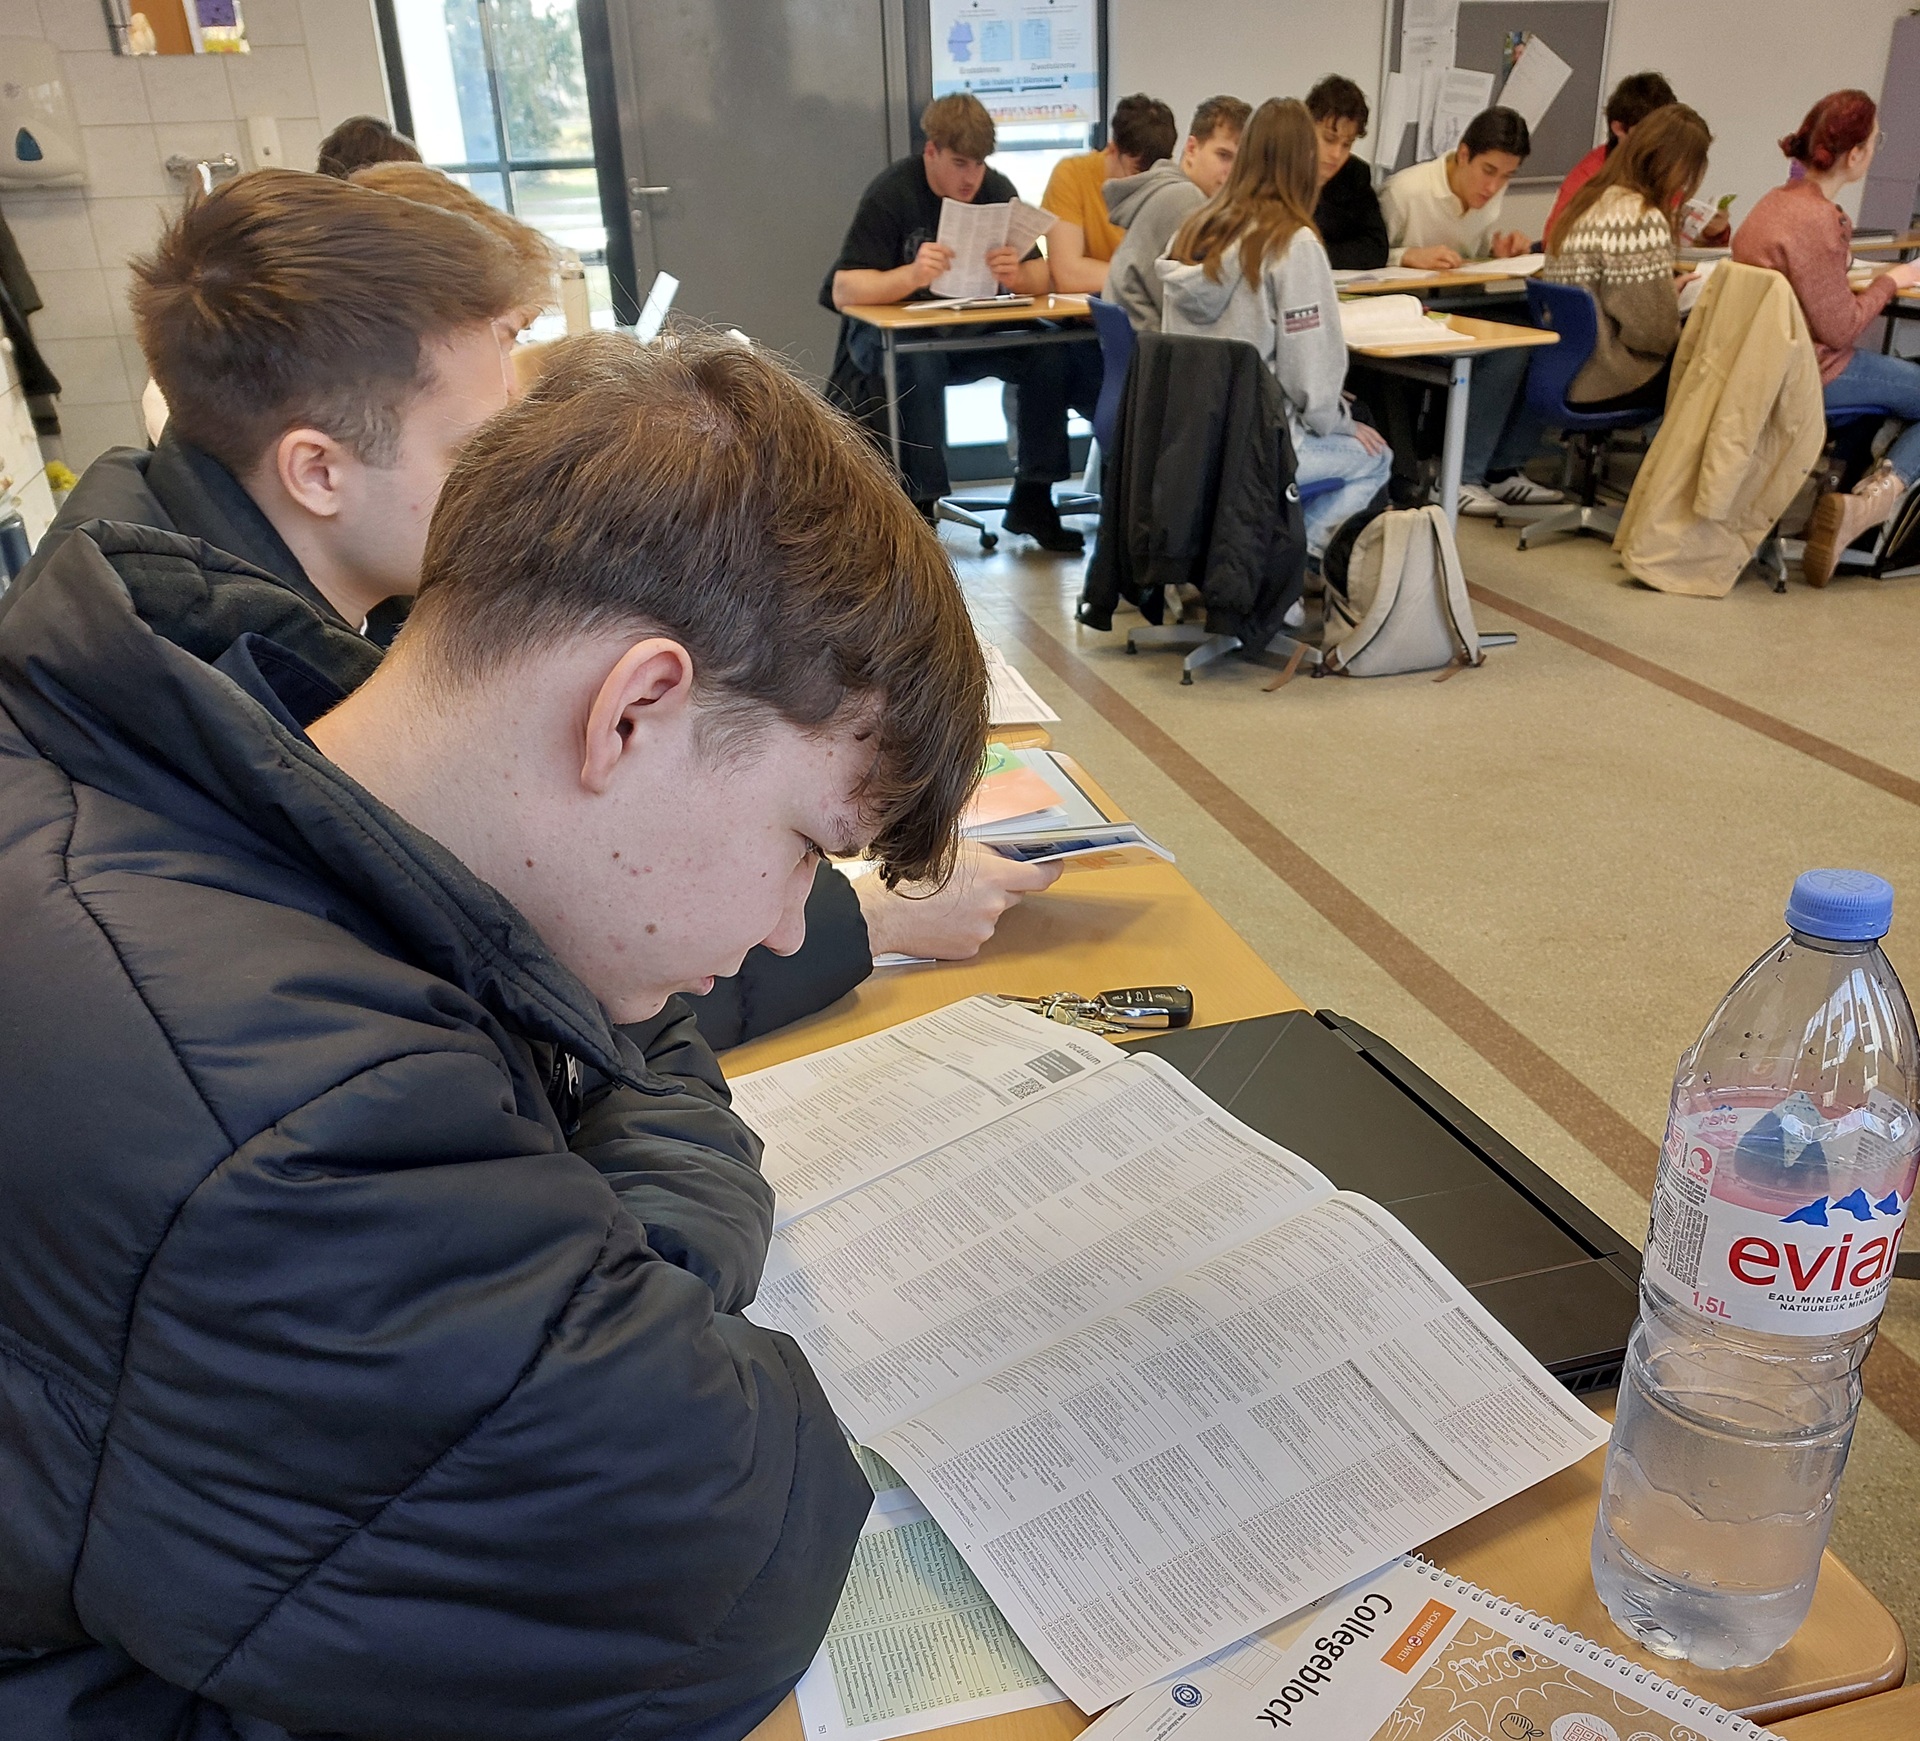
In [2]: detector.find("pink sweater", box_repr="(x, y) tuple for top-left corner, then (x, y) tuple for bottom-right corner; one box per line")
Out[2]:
(1731, 180), (1897, 383)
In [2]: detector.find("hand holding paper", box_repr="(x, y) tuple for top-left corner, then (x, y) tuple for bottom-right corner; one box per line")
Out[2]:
(931, 197), (1057, 299)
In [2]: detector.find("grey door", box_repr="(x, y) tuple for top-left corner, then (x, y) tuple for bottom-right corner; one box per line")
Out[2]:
(606, 0), (907, 380)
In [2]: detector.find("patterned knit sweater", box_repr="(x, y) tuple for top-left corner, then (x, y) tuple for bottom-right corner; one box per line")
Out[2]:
(1542, 187), (1681, 403)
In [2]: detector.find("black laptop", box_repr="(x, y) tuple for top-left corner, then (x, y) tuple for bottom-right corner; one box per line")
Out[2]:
(1125, 1009), (1641, 1393)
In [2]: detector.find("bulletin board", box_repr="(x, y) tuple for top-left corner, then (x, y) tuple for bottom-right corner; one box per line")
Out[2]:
(1380, 0), (1613, 185)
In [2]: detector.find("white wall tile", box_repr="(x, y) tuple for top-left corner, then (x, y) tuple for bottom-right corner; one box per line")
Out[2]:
(37, 335), (127, 405)
(276, 115), (322, 173)
(56, 400), (144, 471)
(299, 0), (390, 128)
(36, 0), (110, 51)
(116, 334), (152, 404)
(141, 53), (236, 125)
(1, 191), (100, 270)
(226, 44), (317, 120)
(243, 0), (305, 48)
(24, 266), (114, 341)
(100, 265), (139, 338)
(58, 49), (152, 127)
(78, 125), (172, 199)
(153, 118), (245, 171)
(87, 194), (175, 272)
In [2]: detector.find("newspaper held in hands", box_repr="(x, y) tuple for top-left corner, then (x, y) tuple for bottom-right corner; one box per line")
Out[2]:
(931, 197), (1057, 299)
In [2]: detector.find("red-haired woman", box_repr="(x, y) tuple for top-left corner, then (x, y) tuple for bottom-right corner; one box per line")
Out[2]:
(1733, 90), (1920, 583)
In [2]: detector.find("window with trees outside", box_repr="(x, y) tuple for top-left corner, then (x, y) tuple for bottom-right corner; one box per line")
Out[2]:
(381, 0), (611, 320)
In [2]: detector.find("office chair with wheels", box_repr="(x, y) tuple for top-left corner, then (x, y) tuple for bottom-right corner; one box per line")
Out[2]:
(1753, 403), (1900, 589)
(1516, 280), (1662, 549)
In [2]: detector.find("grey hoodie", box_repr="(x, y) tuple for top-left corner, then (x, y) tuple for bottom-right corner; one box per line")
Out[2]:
(1102, 160), (1207, 334)
(1156, 228), (1355, 443)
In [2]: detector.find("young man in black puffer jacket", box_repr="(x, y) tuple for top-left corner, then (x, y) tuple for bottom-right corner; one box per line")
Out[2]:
(0, 261), (987, 1738)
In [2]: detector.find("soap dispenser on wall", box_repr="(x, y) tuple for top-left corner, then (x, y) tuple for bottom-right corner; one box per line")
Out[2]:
(0, 41), (86, 187)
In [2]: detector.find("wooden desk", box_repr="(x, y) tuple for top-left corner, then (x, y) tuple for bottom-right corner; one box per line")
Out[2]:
(1340, 265), (1536, 297)
(1847, 231), (1920, 256)
(735, 757), (1902, 1741)
(1775, 1684), (1920, 1738)
(1345, 314), (1559, 528)
(840, 296), (1095, 485)
(749, 1402), (1904, 1741)
(723, 758), (1302, 1076)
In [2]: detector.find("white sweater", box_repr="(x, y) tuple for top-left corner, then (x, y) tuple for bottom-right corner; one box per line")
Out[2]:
(1155, 226), (1354, 442)
(1381, 154), (1507, 265)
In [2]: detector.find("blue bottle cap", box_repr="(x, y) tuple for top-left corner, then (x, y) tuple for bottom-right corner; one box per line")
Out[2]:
(1785, 869), (1895, 941)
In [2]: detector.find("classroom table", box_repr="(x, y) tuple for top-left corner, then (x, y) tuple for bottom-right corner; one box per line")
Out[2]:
(1774, 1684), (1920, 1738)
(1343, 313), (1559, 529)
(1338, 264), (1536, 297)
(731, 742), (1906, 1741)
(839, 296), (1095, 485)
(722, 755), (1302, 1077)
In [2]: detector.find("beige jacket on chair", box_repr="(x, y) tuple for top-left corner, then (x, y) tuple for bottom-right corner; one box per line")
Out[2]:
(1613, 263), (1825, 597)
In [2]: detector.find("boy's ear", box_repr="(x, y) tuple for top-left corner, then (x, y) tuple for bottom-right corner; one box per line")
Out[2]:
(270, 426), (352, 522)
(580, 637), (696, 795)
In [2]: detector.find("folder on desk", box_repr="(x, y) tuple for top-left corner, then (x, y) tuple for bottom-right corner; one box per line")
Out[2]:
(965, 747), (1174, 870)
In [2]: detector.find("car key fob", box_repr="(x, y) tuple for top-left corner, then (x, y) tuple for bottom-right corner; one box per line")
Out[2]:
(1093, 985), (1194, 1029)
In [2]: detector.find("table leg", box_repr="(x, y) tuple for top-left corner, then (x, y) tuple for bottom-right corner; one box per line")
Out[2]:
(1440, 353), (1471, 529)
(883, 330), (902, 479)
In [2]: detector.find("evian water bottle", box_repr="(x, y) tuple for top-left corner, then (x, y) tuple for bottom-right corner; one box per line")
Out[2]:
(1593, 869), (1918, 1668)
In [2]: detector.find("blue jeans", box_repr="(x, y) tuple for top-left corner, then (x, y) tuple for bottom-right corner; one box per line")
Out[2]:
(1823, 348), (1920, 484)
(1462, 344), (1551, 485)
(1295, 428), (1394, 557)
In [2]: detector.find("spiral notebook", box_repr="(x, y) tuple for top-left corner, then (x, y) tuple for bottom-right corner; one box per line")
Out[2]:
(1081, 1556), (1780, 1741)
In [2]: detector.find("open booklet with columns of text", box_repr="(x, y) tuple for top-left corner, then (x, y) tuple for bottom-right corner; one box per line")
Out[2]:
(731, 1000), (1612, 1714)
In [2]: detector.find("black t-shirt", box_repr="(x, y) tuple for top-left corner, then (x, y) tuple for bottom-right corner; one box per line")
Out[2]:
(1314, 155), (1390, 272)
(819, 154), (1022, 312)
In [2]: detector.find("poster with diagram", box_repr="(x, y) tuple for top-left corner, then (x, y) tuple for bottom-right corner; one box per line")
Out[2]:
(929, 0), (1100, 127)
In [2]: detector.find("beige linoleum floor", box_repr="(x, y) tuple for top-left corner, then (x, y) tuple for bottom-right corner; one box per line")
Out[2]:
(948, 508), (1920, 1674)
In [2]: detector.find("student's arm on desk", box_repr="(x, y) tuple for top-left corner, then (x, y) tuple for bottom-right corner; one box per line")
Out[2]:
(1045, 220), (1110, 295)
(832, 243), (951, 309)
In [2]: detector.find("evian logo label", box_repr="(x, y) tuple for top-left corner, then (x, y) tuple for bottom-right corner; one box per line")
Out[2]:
(1647, 1101), (1915, 1335)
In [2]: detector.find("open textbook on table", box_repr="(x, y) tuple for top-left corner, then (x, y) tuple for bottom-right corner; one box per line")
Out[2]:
(732, 1001), (1611, 1711)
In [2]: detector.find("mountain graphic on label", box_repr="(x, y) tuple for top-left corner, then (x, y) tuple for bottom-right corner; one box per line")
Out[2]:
(1735, 1104), (1829, 1175)
(1781, 1190), (1907, 1225)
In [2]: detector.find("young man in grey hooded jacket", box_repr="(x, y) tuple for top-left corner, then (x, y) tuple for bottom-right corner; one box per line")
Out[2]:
(1157, 97), (1391, 559)
(1104, 96), (1250, 333)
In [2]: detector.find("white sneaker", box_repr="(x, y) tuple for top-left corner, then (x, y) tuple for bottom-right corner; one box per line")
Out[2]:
(1282, 599), (1306, 629)
(1458, 482), (1502, 517)
(1488, 474), (1565, 507)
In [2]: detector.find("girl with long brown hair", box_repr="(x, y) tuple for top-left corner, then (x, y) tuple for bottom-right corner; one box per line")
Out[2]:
(1157, 98), (1390, 559)
(1540, 103), (1712, 410)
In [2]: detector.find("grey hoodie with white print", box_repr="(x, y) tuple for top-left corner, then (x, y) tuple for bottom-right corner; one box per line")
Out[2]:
(1156, 226), (1354, 444)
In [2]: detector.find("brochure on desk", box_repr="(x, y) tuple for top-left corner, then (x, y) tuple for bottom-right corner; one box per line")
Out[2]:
(734, 1000), (1612, 1713)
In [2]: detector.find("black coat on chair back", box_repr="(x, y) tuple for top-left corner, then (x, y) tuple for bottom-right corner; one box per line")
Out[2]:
(1079, 333), (1306, 644)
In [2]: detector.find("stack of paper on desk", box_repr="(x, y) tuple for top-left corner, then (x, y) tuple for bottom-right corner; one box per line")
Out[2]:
(734, 1000), (1612, 1712)
(964, 747), (1173, 871)
(932, 196), (1056, 299)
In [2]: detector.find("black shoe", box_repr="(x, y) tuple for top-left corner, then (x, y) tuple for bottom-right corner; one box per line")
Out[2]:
(1001, 481), (1084, 554)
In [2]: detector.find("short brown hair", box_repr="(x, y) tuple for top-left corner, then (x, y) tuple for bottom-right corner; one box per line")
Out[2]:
(1606, 72), (1677, 136)
(404, 330), (986, 886)
(1189, 95), (1252, 144)
(1305, 76), (1369, 139)
(316, 114), (421, 178)
(1110, 93), (1176, 167)
(349, 161), (561, 299)
(132, 170), (549, 476)
(921, 93), (995, 161)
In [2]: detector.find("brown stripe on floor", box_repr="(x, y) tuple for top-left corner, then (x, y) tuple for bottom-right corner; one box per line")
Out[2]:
(1001, 600), (1920, 1451)
(1468, 584), (1920, 808)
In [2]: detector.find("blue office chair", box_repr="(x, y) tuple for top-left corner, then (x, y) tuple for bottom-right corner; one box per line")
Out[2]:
(1087, 295), (1136, 457)
(1516, 279), (1663, 549)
